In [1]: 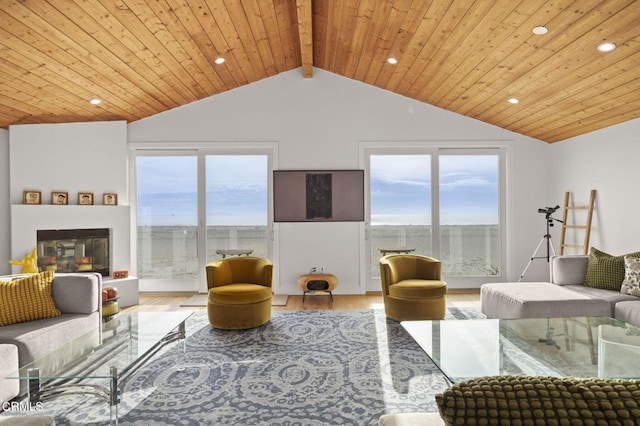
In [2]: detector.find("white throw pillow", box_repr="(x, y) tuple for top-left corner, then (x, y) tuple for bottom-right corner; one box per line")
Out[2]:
(620, 256), (640, 296)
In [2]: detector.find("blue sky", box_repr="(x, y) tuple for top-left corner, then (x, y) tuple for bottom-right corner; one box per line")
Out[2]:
(136, 154), (498, 226)
(137, 156), (267, 226)
(370, 155), (499, 225)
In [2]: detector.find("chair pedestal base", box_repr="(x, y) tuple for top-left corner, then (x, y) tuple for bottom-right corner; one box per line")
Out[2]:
(207, 296), (272, 330)
(384, 296), (446, 321)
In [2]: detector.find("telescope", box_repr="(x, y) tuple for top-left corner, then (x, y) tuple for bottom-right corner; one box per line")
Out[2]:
(538, 205), (560, 215)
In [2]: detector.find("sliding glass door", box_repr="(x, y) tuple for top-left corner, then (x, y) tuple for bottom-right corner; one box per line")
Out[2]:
(368, 154), (432, 281)
(205, 155), (269, 262)
(134, 150), (272, 292)
(366, 147), (504, 290)
(136, 154), (199, 291)
(438, 152), (501, 278)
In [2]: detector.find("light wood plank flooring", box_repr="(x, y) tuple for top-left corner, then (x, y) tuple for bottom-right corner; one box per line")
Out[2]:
(123, 290), (480, 313)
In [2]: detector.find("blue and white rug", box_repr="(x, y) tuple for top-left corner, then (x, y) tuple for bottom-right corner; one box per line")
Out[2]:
(3, 308), (484, 425)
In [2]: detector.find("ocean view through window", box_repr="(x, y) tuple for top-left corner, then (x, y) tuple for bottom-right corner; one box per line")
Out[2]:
(368, 151), (501, 279)
(136, 155), (198, 281)
(439, 154), (500, 276)
(136, 154), (269, 283)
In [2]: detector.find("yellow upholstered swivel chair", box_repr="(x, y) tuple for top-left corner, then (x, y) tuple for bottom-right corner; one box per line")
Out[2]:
(379, 254), (447, 321)
(206, 256), (273, 329)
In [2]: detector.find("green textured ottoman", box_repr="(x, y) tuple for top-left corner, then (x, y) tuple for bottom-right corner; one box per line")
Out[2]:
(436, 375), (640, 425)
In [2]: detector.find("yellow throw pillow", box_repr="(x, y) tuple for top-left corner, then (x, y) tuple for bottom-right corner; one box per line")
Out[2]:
(0, 271), (60, 326)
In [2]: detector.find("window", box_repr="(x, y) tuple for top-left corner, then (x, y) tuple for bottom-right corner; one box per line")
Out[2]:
(369, 154), (432, 278)
(439, 153), (500, 276)
(133, 149), (273, 292)
(365, 147), (505, 289)
(136, 155), (198, 281)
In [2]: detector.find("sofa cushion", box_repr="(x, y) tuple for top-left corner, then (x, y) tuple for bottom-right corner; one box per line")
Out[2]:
(0, 271), (60, 326)
(615, 301), (640, 327)
(0, 416), (56, 425)
(481, 282), (611, 319)
(584, 247), (640, 291)
(0, 313), (100, 368)
(549, 255), (588, 285)
(436, 375), (640, 426)
(51, 273), (101, 314)
(620, 256), (640, 297)
(563, 284), (639, 316)
(0, 343), (19, 404)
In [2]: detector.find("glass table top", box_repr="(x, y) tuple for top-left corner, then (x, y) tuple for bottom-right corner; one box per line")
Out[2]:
(402, 316), (640, 384)
(7, 311), (193, 381)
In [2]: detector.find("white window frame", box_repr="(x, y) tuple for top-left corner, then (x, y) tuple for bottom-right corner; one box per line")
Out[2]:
(130, 142), (277, 293)
(359, 141), (509, 290)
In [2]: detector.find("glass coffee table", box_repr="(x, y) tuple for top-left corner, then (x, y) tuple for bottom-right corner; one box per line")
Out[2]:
(6, 311), (193, 425)
(402, 316), (640, 384)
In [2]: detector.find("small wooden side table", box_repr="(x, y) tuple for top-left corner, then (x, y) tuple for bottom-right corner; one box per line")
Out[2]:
(297, 273), (338, 303)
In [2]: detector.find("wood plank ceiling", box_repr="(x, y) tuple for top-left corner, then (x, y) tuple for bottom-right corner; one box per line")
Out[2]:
(0, 1), (638, 143)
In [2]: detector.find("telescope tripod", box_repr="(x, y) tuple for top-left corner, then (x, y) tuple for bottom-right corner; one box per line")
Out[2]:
(518, 214), (562, 282)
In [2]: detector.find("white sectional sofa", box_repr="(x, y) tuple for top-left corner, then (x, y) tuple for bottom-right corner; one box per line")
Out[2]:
(481, 255), (640, 326)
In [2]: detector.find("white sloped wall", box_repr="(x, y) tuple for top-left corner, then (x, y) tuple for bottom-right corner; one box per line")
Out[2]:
(129, 68), (551, 293)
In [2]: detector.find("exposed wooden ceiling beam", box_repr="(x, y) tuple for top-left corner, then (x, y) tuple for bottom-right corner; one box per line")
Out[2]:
(296, 0), (314, 77)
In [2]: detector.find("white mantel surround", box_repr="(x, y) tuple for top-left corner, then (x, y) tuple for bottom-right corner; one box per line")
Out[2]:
(10, 205), (130, 275)
(8, 121), (130, 276)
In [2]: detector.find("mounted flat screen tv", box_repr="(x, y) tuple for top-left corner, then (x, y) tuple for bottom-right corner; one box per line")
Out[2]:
(274, 170), (365, 222)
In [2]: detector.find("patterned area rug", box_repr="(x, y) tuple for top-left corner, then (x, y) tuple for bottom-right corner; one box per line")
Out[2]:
(2, 307), (484, 425)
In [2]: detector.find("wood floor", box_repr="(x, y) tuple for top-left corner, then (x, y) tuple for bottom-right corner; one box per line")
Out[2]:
(123, 289), (480, 313)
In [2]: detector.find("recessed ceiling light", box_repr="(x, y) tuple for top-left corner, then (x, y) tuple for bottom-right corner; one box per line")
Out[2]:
(597, 42), (616, 52)
(387, 57), (398, 65)
(214, 57), (225, 64)
(89, 99), (101, 105)
(532, 26), (548, 35)
(508, 98), (520, 104)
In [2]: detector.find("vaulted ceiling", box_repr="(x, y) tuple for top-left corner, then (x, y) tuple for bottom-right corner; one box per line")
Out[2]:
(1, 1), (638, 143)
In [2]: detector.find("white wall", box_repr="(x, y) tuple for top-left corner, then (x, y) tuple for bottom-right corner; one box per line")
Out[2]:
(130, 68), (552, 292)
(549, 117), (640, 255)
(9, 121), (128, 204)
(0, 128), (9, 275)
(8, 121), (131, 274)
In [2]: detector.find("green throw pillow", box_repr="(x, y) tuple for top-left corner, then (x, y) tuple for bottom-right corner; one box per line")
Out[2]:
(584, 247), (640, 290)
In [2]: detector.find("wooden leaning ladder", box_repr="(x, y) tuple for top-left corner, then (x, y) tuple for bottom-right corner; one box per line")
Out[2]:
(559, 190), (596, 255)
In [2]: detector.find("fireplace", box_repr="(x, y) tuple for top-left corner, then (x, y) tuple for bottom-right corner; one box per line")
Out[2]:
(37, 228), (110, 276)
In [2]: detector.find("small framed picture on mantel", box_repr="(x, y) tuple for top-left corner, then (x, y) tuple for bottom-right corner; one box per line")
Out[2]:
(52, 191), (68, 205)
(23, 190), (41, 205)
(78, 192), (94, 205)
(103, 193), (118, 206)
